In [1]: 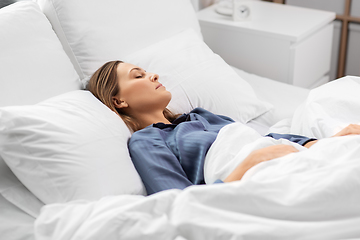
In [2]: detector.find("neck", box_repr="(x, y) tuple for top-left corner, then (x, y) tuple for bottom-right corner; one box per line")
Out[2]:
(132, 110), (171, 129)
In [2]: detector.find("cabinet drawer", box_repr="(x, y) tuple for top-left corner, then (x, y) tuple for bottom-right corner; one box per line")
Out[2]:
(290, 23), (333, 88)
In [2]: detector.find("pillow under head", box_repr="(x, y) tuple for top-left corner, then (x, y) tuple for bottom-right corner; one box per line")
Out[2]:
(122, 29), (273, 123)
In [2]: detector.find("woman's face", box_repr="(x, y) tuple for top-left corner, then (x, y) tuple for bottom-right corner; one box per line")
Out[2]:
(113, 62), (172, 113)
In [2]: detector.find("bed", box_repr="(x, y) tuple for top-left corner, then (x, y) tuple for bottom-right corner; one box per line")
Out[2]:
(1, 1), (360, 240)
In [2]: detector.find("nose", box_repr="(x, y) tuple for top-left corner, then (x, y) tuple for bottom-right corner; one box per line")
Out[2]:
(150, 73), (159, 82)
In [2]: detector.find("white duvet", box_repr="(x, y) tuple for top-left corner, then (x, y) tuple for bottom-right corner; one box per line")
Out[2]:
(35, 77), (360, 240)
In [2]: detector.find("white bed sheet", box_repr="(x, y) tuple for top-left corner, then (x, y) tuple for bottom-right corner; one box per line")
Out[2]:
(35, 128), (360, 239)
(0, 195), (35, 240)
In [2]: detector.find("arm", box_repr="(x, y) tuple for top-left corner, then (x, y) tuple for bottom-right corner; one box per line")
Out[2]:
(225, 124), (360, 183)
(129, 137), (193, 195)
(298, 124), (360, 148)
(332, 124), (360, 137)
(266, 133), (317, 148)
(224, 144), (298, 182)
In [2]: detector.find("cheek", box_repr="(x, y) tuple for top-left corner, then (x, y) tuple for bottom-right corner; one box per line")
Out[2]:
(121, 82), (171, 110)
(120, 81), (154, 103)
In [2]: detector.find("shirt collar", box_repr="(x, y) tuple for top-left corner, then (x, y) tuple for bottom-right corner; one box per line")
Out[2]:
(152, 113), (188, 129)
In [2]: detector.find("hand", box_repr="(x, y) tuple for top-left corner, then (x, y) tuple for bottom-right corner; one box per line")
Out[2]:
(303, 140), (318, 148)
(224, 144), (298, 182)
(332, 124), (360, 137)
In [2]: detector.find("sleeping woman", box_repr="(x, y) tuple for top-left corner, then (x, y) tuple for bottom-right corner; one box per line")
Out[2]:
(87, 60), (360, 195)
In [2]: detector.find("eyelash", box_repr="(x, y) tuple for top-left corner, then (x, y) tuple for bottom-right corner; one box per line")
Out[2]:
(135, 75), (143, 79)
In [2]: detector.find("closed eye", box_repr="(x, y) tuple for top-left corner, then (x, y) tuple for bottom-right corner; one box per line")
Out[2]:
(130, 67), (146, 79)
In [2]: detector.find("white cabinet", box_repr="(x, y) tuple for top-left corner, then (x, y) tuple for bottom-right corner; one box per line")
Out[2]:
(197, 2), (336, 88)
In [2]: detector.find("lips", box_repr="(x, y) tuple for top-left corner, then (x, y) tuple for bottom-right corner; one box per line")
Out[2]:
(156, 83), (163, 89)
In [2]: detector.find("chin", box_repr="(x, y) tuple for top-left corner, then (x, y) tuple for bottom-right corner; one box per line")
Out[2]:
(163, 91), (172, 107)
(165, 90), (172, 101)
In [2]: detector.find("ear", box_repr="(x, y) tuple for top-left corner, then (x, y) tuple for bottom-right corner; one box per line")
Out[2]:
(112, 96), (128, 109)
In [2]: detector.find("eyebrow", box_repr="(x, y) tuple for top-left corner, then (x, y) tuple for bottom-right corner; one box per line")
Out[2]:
(129, 68), (145, 73)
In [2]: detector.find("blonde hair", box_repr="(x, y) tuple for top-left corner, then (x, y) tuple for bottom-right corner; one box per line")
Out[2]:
(86, 60), (179, 132)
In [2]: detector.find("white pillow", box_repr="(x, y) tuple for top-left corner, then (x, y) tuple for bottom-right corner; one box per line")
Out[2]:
(0, 91), (146, 204)
(0, 1), (81, 217)
(36, 0), (202, 80)
(0, 1), (81, 107)
(123, 29), (273, 123)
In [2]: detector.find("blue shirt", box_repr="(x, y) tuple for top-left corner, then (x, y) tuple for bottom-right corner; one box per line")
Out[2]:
(128, 108), (315, 195)
(129, 108), (234, 195)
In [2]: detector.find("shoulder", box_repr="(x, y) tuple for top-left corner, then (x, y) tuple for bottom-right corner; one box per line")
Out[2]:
(190, 108), (234, 123)
(190, 107), (211, 115)
(130, 125), (160, 140)
(128, 126), (173, 156)
(129, 125), (166, 146)
(188, 107), (217, 119)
